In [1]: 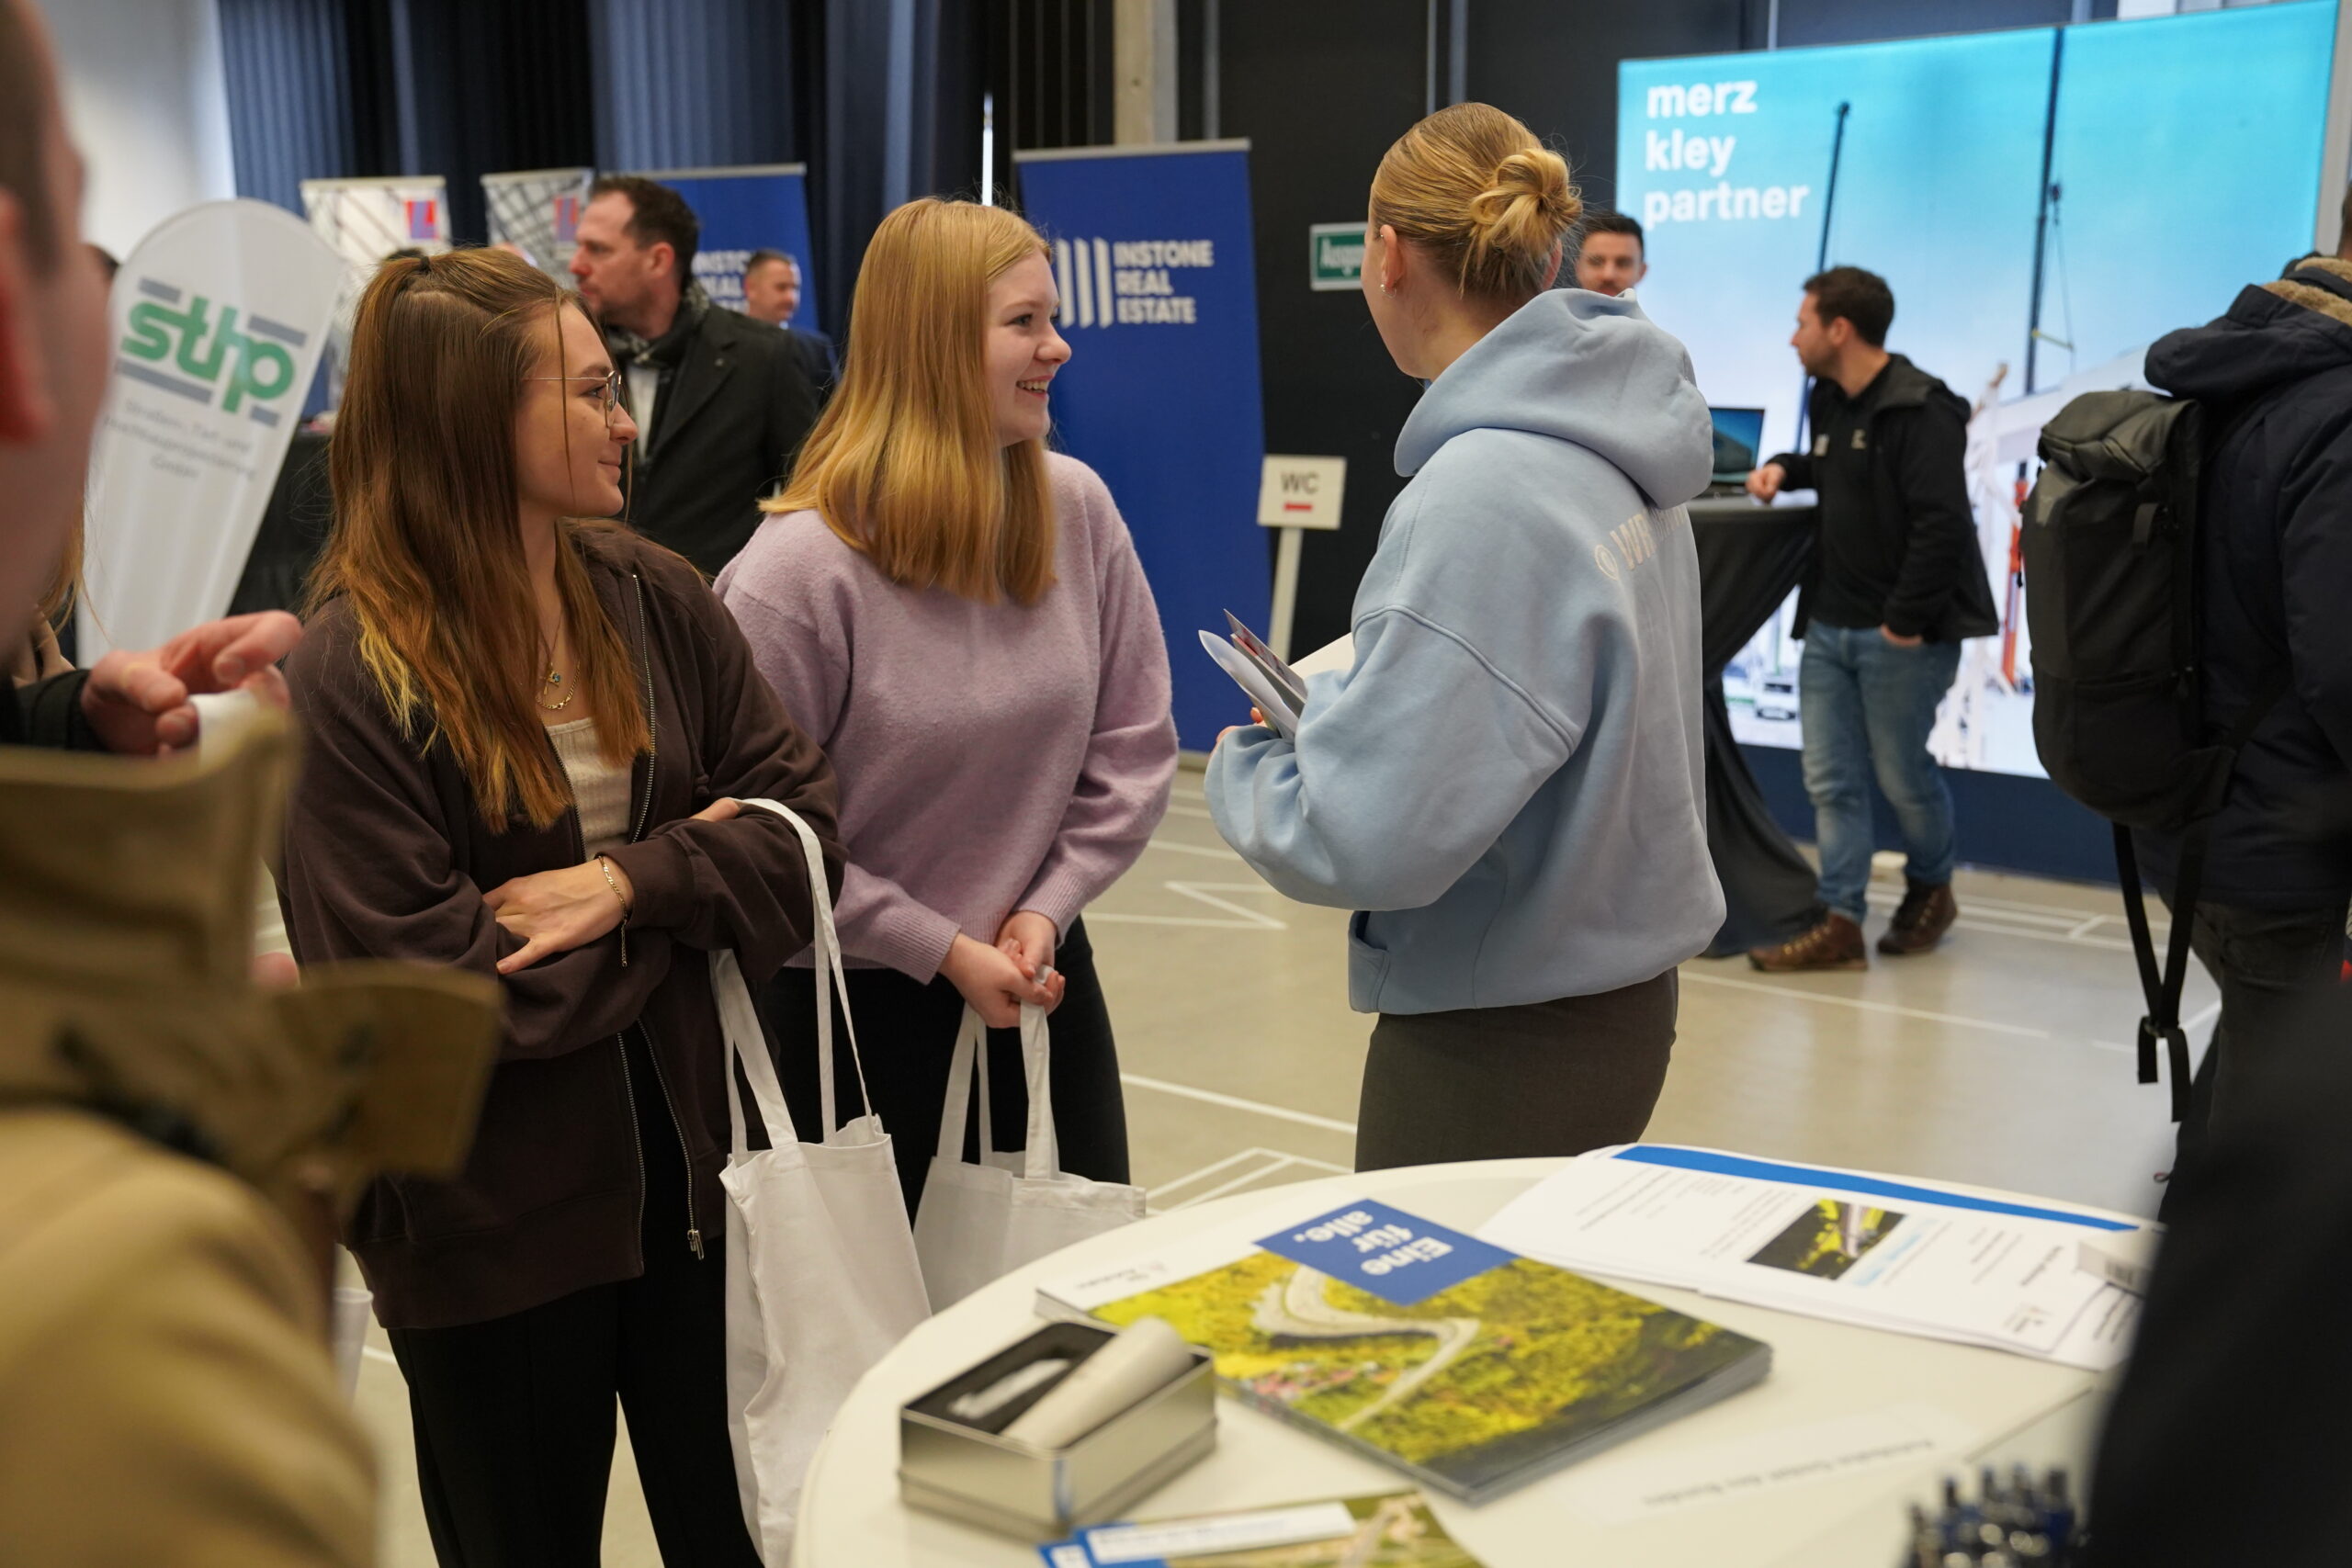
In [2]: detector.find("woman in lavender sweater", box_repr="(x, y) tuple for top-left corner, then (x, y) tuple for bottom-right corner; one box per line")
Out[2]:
(718, 198), (1176, 1210)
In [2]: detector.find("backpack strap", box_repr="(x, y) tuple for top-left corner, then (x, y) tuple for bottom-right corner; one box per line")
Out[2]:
(2116, 664), (2292, 1120)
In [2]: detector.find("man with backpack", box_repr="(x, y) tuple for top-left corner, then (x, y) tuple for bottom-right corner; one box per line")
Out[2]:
(2128, 250), (2352, 1190)
(1745, 266), (1999, 973)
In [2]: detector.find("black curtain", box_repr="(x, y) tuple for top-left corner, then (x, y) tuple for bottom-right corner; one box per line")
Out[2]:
(219, 0), (595, 243)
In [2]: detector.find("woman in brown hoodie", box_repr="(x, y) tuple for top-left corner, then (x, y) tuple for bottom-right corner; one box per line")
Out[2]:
(280, 248), (841, 1566)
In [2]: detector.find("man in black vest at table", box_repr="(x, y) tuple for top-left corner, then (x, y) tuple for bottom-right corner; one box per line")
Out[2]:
(570, 175), (820, 578)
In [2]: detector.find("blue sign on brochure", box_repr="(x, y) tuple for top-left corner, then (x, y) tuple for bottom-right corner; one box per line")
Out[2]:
(1014, 146), (1271, 751)
(1255, 1200), (1513, 1307)
(646, 168), (820, 331)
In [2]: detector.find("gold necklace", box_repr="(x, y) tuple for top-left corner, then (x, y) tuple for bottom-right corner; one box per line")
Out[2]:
(536, 633), (577, 713)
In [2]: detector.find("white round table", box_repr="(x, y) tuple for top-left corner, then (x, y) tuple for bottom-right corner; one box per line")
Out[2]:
(795, 1159), (2109, 1568)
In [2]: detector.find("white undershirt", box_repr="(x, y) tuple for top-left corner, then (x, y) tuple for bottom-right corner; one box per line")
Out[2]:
(547, 716), (631, 858)
(626, 363), (661, 451)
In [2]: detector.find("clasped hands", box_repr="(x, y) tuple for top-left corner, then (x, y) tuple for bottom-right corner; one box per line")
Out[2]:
(942, 910), (1067, 1028)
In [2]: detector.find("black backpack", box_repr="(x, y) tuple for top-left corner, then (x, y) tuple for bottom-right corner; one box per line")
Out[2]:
(2021, 390), (2284, 1120)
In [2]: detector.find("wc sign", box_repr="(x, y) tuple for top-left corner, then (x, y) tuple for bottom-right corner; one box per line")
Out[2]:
(1257, 455), (1346, 531)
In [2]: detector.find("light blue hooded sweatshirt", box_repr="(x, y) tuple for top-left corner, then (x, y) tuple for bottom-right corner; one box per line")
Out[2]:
(1205, 288), (1725, 1014)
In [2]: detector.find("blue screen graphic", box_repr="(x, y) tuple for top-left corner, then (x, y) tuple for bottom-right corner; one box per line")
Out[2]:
(1617, 2), (2336, 775)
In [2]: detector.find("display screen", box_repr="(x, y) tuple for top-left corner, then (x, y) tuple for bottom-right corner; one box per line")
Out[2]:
(1618, 1), (2336, 775)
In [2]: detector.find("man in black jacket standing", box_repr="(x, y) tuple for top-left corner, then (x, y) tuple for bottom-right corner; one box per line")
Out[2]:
(1745, 267), (1997, 973)
(570, 176), (820, 579)
(2132, 250), (2352, 1190)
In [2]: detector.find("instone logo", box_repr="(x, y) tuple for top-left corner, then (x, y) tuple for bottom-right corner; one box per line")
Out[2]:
(117, 276), (309, 424)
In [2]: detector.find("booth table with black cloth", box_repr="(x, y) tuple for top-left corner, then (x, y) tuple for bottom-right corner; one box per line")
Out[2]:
(1688, 498), (1826, 957)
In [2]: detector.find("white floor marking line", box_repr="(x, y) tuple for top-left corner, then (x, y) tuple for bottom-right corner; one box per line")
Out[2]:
(1172, 1156), (1307, 1211)
(1162, 802), (1217, 821)
(2183, 999), (2222, 1032)
(1120, 1073), (1359, 1135)
(2066, 914), (2109, 941)
(364, 1346), (398, 1367)
(1091, 881), (1289, 931)
(1138, 839), (1249, 863)
(1679, 968), (2054, 1039)
(1148, 1145), (1276, 1200)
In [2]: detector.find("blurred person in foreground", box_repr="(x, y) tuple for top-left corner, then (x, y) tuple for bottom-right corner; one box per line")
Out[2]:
(0, 3), (501, 1562)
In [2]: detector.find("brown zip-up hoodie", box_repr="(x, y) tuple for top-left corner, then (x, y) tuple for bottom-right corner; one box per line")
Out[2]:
(281, 525), (842, 1329)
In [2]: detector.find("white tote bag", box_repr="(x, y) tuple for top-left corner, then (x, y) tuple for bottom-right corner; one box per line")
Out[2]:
(912, 1001), (1147, 1308)
(716, 799), (931, 1560)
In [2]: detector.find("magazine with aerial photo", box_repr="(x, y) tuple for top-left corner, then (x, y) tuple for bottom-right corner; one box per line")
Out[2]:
(1043, 1201), (1770, 1504)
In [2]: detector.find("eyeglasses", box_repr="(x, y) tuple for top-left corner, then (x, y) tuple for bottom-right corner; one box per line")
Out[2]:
(526, 370), (627, 426)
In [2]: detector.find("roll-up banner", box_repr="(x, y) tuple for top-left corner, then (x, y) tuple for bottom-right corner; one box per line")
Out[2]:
(79, 200), (343, 659)
(1014, 141), (1270, 751)
(628, 164), (820, 329)
(483, 166), (594, 281)
(301, 174), (451, 405)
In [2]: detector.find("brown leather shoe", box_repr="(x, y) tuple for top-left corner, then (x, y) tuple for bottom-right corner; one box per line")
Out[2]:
(1748, 913), (1868, 973)
(1877, 881), (1958, 956)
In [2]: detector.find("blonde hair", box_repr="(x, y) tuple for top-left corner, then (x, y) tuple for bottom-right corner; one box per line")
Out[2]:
(1371, 102), (1581, 301)
(767, 198), (1057, 605)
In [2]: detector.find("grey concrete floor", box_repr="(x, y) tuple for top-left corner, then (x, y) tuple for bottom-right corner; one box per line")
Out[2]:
(361, 760), (2202, 1564)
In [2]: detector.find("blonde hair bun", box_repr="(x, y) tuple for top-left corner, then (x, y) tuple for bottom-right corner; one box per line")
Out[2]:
(1470, 147), (1579, 267)
(1370, 103), (1582, 300)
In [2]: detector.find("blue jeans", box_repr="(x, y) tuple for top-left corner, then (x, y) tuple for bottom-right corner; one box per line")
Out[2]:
(1799, 624), (1962, 924)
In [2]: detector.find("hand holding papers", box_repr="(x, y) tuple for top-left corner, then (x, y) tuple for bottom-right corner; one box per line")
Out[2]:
(1198, 611), (1306, 739)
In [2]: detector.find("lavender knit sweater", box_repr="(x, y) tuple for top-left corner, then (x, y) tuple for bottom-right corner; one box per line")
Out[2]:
(717, 453), (1177, 979)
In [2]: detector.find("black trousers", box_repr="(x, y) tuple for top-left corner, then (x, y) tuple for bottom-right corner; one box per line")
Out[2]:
(1354, 971), (1679, 1172)
(386, 1033), (760, 1568)
(2163, 898), (2348, 1217)
(759, 917), (1130, 1214)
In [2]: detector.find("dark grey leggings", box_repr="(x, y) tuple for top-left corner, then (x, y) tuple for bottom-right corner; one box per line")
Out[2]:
(1353, 970), (1679, 1171)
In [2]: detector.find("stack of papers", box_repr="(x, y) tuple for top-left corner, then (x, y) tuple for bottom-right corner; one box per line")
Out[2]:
(1198, 612), (1307, 739)
(1476, 1146), (2157, 1371)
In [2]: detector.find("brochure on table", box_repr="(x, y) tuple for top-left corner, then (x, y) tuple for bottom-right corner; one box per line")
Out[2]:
(1040, 1490), (1487, 1567)
(1039, 1196), (1770, 1503)
(1476, 1145), (2155, 1371)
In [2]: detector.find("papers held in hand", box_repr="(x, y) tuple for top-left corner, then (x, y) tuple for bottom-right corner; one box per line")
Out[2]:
(1199, 611), (1308, 740)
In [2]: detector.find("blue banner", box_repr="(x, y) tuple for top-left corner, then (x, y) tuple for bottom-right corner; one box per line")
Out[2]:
(1016, 143), (1270, 750)
(635, 164), (820, 331)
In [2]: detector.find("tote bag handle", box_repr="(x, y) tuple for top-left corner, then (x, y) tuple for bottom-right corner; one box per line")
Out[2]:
(934, 1001), (1060, 1181)
(718, 799), (877, 1156)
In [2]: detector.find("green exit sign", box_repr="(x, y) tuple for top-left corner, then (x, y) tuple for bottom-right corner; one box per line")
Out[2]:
(1309, 222), (1365, 291)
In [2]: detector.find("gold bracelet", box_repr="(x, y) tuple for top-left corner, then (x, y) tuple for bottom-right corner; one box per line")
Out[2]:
(595, 856), (631, 968)
(594, 854), (631, 920)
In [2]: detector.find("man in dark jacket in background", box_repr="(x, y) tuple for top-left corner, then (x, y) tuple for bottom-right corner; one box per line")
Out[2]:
(1745, 266), (1997, 973)
(570, 176), (821, 579)
(2132, 250), (2352, 1194)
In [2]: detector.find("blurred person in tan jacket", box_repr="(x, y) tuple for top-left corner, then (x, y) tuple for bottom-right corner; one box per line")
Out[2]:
(0, 4), (500, 1562)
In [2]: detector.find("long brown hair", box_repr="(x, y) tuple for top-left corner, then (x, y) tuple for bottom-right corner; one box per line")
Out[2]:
(767, 198), (1056, 605)
(1372, 103), (1580, 301)
(307, 249), (649, 829)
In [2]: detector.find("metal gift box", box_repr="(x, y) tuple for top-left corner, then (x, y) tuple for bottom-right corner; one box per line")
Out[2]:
(899, 1320), (1217, 1539)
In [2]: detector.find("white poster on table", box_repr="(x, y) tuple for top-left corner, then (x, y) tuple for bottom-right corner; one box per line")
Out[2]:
(78, 199), (342, 660)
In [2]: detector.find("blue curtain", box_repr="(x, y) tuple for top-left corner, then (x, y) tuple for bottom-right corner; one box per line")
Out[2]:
(587, 0), (800, 173)
(217, 0), (371, 215)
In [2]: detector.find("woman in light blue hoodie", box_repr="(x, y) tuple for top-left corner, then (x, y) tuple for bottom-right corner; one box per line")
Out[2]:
(1206, 103), (1724, 1170)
